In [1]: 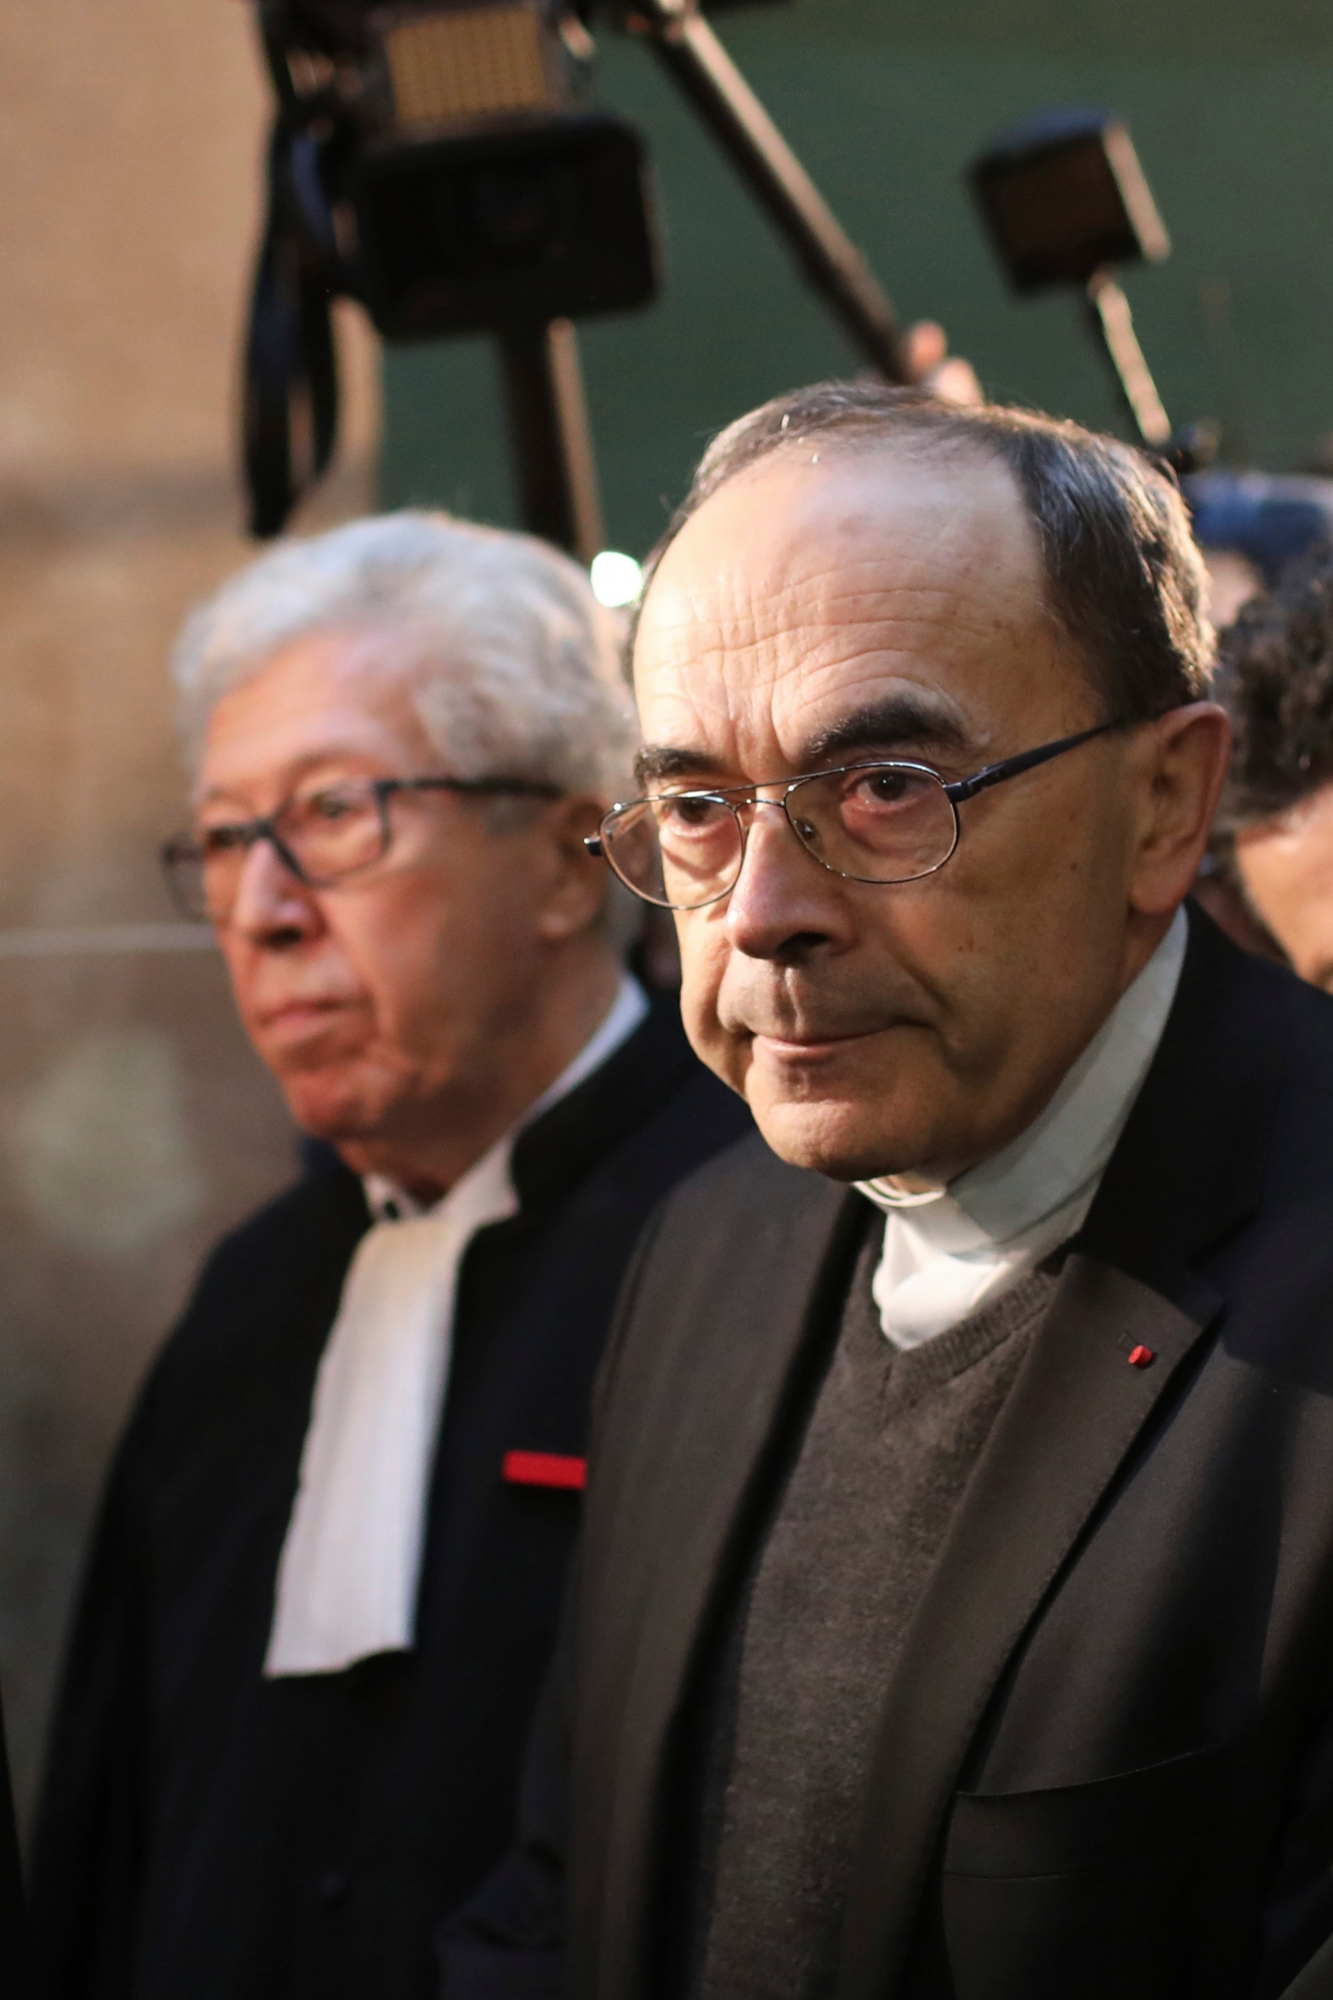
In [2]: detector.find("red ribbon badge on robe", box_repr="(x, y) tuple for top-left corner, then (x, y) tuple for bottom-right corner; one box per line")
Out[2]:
(502, 1450), (587, 1491)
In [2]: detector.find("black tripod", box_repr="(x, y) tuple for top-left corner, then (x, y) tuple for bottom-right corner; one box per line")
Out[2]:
(244, 0), (911, 550)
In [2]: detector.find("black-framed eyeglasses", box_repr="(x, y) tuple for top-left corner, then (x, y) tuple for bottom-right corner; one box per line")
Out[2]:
(163, 774), (562, 923)
(583, 720), (1125, 911)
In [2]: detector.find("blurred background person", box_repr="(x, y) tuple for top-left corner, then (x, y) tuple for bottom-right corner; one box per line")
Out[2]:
(1205, 544), (1333, 988)
(26, 511), (750, 2000)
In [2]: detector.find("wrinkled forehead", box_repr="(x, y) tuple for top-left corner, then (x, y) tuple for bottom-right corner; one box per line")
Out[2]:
(195, 625), (434, 803)
(632, 445), (1076, 773)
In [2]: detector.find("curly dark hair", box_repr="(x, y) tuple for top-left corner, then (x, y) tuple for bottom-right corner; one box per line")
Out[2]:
(1217, 541), (1333, 838)
(634, 382), (1214, 726)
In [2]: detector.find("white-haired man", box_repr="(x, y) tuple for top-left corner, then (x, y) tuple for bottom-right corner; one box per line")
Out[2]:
(29, 513), (749, 2000)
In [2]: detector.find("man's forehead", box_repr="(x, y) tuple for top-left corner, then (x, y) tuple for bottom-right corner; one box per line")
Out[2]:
(685, 433), (1021, 553)
(633, 447), (1055, 766)
(642, 450), (1037, 653)
(196, 627), (430, 798)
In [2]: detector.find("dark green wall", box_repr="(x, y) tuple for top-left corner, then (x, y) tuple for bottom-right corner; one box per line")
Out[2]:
(379, 0), (1333, 557)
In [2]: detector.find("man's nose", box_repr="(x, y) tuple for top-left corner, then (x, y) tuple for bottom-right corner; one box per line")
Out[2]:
(724, 803), (848, 962)
(227, 837), (322, 943)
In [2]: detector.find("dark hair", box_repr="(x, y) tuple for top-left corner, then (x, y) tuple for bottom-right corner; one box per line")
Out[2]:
(1216, 542), (1333, 838)
(637, 383), (1213, 724)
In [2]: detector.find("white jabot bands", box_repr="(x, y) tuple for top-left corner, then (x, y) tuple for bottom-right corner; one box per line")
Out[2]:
(264, 974), (649, 1677)
(857, 907), (1188, 1349)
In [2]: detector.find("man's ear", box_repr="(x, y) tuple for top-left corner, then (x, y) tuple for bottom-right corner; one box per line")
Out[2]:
(1127, 702), (1233, 919)
(535, 797), (611, 943)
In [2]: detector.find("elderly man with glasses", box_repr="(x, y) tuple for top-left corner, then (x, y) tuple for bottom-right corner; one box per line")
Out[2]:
(28, 512), (749, 2000)
(443, 388), (1333, 2000)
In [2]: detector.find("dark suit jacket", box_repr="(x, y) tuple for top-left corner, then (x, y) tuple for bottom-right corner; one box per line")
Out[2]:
(443, 910), (1333, 2000)
(29, 1000), (750, 2000)
(0, 1701), (27, 1996)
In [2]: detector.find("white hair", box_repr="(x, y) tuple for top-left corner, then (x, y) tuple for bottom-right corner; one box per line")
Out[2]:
(170, 510), (638, 799)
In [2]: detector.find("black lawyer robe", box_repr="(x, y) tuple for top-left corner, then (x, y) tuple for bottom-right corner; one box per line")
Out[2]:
(29, 999), (751, 2000)
(0, 1699), (28, 1995)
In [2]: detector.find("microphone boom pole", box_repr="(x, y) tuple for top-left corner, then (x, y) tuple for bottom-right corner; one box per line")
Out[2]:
(622, 0), (906, 381)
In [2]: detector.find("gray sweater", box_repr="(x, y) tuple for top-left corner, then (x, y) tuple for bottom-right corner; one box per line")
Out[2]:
(693, 1227), (1058, 2000)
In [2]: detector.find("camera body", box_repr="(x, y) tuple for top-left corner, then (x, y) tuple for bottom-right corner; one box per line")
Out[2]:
(242, 0), (789, 534)
(259, 0), (662, 340)
(353, 111), (657, 339)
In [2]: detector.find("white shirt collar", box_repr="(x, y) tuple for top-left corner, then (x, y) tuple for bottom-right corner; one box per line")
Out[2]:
(363, 972), (650, 1225)
(265, 972), (649, 1677)
(856, 906), (1188, 1347)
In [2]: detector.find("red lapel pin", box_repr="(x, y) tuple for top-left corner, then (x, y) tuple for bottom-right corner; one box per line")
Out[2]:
(1127, 1345), (1156, 1369)
(503, 1450), (587, 1490)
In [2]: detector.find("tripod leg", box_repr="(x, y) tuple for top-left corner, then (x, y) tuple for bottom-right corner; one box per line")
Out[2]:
(497, 319), (606, 562)
(1085, 269), (1171, 448)
(633, 2), (904, 381)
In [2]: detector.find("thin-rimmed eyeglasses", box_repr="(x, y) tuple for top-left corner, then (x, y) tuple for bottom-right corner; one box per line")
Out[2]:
(583, 720), (1124, 911)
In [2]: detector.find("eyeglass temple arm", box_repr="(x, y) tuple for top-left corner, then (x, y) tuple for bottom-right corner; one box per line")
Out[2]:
(944, 720), (1124, 804)
(383, 777), (563, 801)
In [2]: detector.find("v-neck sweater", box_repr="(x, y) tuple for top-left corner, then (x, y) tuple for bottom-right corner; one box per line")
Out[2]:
(690, 1227), (1059, 2000)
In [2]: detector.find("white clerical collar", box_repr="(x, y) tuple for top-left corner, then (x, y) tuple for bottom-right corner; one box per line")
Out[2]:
(265, 972), (648, 1678)
(856, 906), (1188, 1347)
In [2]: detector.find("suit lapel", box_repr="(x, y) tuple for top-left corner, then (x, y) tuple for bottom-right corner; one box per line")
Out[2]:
(832, 905), (1289, 1999)
(832, 916), (1288, 1992)
(835, 1248), (1222, 1998)
(586, 1158), (863, 1998)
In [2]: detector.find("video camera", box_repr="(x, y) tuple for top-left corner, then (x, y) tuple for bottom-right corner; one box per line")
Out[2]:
(246, 0), (657, 537)
(244, 0), (903, 543)
(252, 1), (688, 345)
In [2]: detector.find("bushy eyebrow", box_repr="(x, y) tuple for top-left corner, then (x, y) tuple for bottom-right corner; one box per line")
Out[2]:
(633, 745), (721, 787)
(193, 750), (389, 810)
(800, 694), (969, 766)
(634, 692), (971, 791)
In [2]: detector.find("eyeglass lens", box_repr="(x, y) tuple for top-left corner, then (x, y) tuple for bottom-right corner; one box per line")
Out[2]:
(601, 765), (958, 910)
(166, 783), (390, 920)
